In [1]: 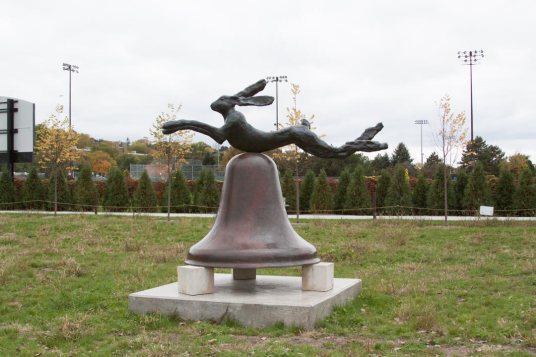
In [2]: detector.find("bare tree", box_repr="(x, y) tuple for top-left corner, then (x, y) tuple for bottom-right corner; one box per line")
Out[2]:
(432, 95), (467, 221)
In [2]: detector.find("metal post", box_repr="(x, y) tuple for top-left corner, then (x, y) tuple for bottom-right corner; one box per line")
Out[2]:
(63, 63), (79, 130)
(414, 120), (428, 166)
(6, 99), (16, 179)
(457, 50), (484, 143)
(420, 123), (423, 165)
(167, 136), (172, 221)
(69, 68), (72, 129)
(266, 76), (287, 130)
(469, 56), (474, 142)
(275, 80), (279, 129)
(295, 160), (300, 222)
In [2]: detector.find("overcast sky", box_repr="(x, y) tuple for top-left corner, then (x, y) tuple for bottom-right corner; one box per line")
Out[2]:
(2, 0), (535, 162)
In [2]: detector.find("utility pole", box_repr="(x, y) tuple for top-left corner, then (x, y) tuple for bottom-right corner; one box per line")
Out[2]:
(414, 120), (428, 166)
(457, 50), (484, 142)
(62, 63), (79, 129)
(266, 75), (287, 129)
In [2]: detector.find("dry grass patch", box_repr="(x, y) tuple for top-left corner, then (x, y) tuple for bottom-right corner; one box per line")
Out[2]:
(124, 239), (143, 252)
(0, 232), (20, 243)
(0, 322), (34, 334)
(44, 313), (92, 342)
(378, 280), (417, 297)
(397, 262), (424, 274)
(58, 256), (83, 277)
(138, 243), (188, 263)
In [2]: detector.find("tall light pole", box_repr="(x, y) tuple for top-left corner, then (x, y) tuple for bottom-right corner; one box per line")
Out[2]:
(414, 120), (428, 165)
(62, 63), (79, 129)
(266, 75), (287, 129)
(457, 50), (484, 142)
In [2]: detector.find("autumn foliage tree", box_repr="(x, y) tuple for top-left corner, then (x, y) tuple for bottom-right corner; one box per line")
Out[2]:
(35, 114), (80, 214)
(83, 150), (116, 175)
(150, 104), (193, 219)
(505, 153), (534, 179)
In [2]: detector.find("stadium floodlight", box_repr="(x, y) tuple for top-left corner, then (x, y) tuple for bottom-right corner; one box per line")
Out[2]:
(266, 75), (288, 129)
(414, 120), (429, 165)
(457, 50), (484, 142)
(62, 63), (79, 129)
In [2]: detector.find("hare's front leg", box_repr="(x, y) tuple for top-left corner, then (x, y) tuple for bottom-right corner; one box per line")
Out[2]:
(162, 119), (227, 144)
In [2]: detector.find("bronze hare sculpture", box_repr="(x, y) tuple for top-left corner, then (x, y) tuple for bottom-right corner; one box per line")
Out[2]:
(162, 79), (387, 158)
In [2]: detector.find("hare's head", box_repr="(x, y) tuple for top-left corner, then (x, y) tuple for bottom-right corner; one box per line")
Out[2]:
(210, 79), (274, 116)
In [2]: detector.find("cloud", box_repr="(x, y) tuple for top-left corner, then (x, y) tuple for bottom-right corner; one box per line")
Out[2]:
(2, 0), (535, 161)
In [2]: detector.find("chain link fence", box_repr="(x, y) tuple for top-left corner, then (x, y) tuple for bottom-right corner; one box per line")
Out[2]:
(129, 163), (225, 181)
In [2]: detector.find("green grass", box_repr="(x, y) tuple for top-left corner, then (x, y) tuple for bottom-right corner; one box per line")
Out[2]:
(0, 214), (534, 356)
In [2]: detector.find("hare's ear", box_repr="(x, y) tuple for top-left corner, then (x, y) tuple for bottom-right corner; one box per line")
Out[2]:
(237, 95), (274, 106)
(234, 79), (267, 98)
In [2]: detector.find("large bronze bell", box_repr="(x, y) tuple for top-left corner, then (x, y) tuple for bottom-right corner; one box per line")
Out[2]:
(186, 153), (320, 269)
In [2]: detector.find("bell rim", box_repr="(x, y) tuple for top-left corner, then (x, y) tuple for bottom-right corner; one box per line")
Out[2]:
(184, 256), (321, 269)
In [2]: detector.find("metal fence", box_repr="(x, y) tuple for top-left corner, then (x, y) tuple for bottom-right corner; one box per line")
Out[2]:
(130, 163), (225, 181)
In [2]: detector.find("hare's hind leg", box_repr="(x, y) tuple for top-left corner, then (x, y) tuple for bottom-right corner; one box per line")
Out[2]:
(289, 126), (346, 159)
(289, 123), (387, 158)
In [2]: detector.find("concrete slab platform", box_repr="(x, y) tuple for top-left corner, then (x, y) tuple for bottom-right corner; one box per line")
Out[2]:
(128, 274), (361, 329)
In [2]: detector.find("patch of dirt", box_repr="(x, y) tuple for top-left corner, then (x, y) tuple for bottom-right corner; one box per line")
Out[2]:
(234, 332), (536, 356)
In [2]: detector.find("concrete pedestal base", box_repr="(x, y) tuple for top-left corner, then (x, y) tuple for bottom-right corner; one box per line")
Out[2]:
(128, 274), (361, 329)
(177, 266), (214, 295)
(302, 262), (334, 291)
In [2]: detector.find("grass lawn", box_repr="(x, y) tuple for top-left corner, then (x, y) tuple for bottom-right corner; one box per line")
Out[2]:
(0, 214), (534, 356)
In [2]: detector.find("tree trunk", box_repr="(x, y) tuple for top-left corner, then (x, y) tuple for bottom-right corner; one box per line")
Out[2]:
(443, 164), (448, 222)
(295, 152), (300, 223)
(372, 190), (377, 220)
(54, 168), (58, 216)
(296, 179), (300, 223)
(167, 157), (171, 221)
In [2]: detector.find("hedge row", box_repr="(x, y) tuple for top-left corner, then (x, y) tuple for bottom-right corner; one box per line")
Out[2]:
(0, 166), (220, 213)
(1, 163), (535, 216)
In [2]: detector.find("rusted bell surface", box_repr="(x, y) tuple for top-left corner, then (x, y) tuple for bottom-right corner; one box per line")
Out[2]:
(186, 153), (320, 268)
